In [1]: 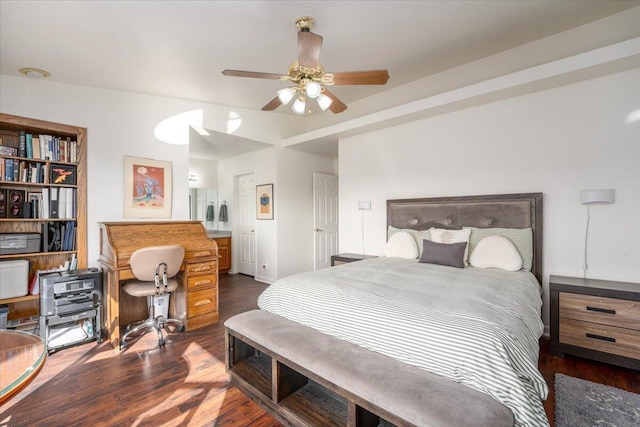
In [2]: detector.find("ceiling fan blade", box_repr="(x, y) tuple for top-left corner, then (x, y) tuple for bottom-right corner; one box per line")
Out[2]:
(261, 96), (282, 111)
(298, 31), (323, 69)
(322, 88), (348, 114)
(328, 70), (389, 85)
(222, 69), (285, 80)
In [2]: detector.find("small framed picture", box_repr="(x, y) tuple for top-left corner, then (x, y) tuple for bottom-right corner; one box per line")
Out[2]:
(9, 189), (25, 205)
(256, 183), (274, 220)
(50, 163), (77, 185)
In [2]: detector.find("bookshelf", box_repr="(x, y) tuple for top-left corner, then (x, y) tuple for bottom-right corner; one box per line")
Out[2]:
(0, 113), (87, 321)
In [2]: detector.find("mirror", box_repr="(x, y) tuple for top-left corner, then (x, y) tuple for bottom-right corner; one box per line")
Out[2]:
(189, 188), (218, 231)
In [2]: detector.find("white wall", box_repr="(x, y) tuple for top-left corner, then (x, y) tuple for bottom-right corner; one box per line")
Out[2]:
(217, 147), (277, 282)
(217, 146), (336, 282)
(188, 157), (218, 189)
(276, 148), (336, 278)
(1, 75), (289, 267)
(338, 69), (640, 331)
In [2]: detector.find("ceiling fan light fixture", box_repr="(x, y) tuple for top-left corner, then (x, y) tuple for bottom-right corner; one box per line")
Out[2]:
(317, 93), (333, 111)
(305, 80), (321, 99)
(277, 87), (296, 105)
(292, 97), (306, 115)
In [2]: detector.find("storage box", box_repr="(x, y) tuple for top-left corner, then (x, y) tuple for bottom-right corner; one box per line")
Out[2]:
(0, 259), (29, 299)
(0, 233), (41, 255)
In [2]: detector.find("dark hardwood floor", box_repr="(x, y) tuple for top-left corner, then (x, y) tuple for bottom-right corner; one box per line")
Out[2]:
(2, 273), (639, 426)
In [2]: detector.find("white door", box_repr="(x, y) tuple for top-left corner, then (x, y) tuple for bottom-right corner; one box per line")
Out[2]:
(313, 173), (339, 270)
(237, 173), (256, 276)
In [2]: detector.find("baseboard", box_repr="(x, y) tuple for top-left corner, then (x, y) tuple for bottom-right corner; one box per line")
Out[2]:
(254, 274), (273, 285)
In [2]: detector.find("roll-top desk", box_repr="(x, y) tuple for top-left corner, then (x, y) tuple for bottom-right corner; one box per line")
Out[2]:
(98, 221), (219, 350)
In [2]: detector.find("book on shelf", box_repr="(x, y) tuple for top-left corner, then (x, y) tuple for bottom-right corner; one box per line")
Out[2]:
(18, 131), (26, 157)
(41, 220), (75, 252)
(26, 133), (33, 158)
(32, 136), (40, 159)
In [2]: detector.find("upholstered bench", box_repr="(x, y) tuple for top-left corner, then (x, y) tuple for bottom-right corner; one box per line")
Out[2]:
(225, 309), (514, 427)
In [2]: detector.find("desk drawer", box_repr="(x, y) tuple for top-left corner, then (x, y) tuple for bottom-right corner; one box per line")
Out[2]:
(560, 317), (640, 360)
(187, 288), (218, 318)
(187, 260), (217, 275)
(560, 292), (640, 330)
(187, 274), (216, 291)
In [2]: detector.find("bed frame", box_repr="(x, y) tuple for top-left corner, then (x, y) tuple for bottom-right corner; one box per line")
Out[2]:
(387, 192), (543, 284)
(225, 192), (543, 427)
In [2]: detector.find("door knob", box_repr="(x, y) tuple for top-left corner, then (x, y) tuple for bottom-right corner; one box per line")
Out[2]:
(314, 228), (324, 232)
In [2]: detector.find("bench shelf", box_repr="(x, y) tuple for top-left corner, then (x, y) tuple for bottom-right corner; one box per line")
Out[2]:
(227, 331), (395, 427)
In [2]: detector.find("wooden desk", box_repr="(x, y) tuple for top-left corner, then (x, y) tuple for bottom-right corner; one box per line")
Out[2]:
(0, 330), (46, 404)
(98, 221), (219, 350)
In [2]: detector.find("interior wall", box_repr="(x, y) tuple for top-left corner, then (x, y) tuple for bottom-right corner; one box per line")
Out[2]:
(0, 74), (289, 267)
(217, 147), (277, 283)
(338, 68), (640, 331)
(276, 148), (336, 278)
(188, 157), (218, 189)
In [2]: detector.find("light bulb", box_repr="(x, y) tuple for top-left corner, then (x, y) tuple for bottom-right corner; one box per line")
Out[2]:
(277, 87), (296, 105)
(305, 81), (321, 99)
(292, 97), (306, 115)
(317, 93), (333, 111)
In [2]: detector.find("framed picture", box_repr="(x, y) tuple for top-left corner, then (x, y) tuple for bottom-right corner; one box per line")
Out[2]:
(124, 156), (172, 218)
(256, 183), (274, 220)
(50, 163), (77, 185)
(8, 189), (26, 217)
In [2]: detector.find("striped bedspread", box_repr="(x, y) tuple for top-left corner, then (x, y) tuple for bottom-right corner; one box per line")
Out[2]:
(258, 257), (549, 427)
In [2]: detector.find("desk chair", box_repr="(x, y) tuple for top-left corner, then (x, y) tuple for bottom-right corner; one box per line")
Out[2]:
(120, 245), (185, 350)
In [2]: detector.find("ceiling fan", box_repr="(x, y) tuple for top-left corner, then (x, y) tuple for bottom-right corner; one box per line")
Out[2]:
(222, 16), (389, 114)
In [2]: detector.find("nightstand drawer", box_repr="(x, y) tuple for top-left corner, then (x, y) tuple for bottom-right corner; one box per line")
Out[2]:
(560, 318), (640, 360)
(559, 292), (640, 330)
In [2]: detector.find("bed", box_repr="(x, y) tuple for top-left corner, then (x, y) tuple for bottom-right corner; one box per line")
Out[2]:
(232, 193), (548, 427)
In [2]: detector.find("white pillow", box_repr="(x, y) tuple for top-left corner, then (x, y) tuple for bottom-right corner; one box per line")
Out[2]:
(388, 225), (431, 257)
(430, 228), (471, 266)
(470, 235), (522, 271)
(384, 231), (419, 259)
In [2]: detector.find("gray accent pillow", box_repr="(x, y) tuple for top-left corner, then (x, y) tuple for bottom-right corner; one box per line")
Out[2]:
(419, 240), (467, 268)
(465, 227), (533, 272)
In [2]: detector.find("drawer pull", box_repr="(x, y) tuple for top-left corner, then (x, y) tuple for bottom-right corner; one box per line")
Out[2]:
(193, 251), (212, 258)
(194, 279), (212, 286)
(195, 299), (212, 307)
(586, 333), (616, 343)
(586, 306), (616, 315)
(192, 265), (212, 272)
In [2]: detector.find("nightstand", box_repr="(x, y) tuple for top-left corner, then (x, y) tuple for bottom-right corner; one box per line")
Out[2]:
(550, 275), (640, 370)
(331, 253), (377, 266)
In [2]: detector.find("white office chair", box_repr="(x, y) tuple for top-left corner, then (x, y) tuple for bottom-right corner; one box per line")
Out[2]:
(120, 245), (185, 350)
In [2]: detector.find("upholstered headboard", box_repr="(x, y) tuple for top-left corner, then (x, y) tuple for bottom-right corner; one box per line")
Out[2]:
(387, 193), (543, 284)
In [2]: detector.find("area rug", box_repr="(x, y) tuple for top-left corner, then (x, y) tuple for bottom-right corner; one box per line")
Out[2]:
(555, 373), (640, 427)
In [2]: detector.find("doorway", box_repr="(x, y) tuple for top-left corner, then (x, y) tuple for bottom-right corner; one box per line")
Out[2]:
(313, 173), (338, 270)
(235, 173), (256, 276)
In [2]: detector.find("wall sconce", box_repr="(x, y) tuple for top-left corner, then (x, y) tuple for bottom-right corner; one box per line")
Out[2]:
(581, 189), (614, 278)
(358, 201), (372, 257)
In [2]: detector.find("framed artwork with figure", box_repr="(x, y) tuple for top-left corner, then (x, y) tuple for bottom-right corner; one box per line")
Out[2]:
(256, 183), (273, 220)
(123, 156), (172, 218)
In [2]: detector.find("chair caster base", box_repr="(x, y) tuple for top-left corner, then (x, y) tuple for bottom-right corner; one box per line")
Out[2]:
(178, 325), (185, 332)
(159, 338), (166, 347)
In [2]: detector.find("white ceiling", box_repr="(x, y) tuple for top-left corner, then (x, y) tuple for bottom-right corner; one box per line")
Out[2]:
(1, 1), (639, 159)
